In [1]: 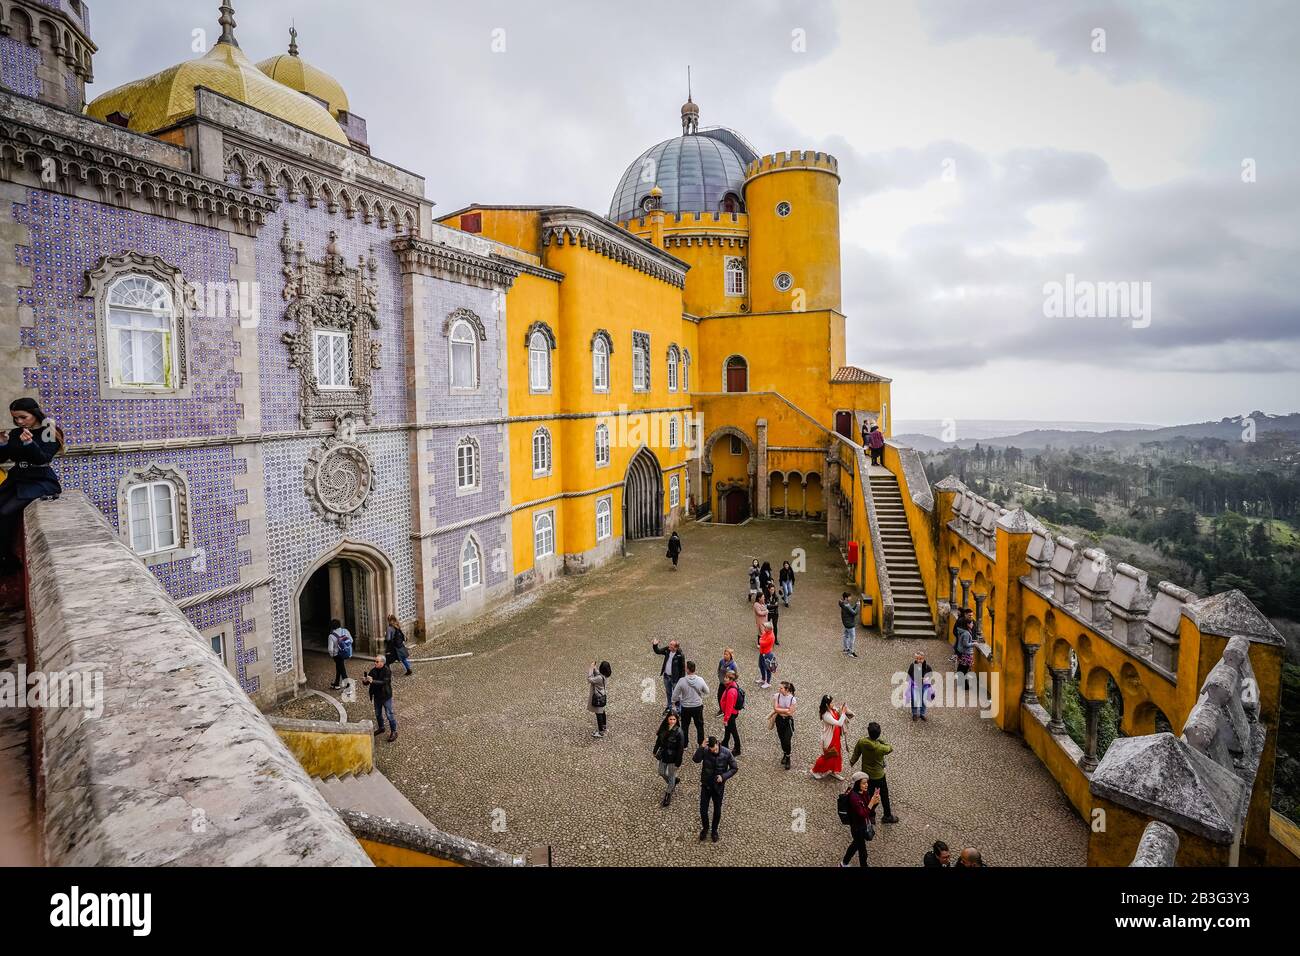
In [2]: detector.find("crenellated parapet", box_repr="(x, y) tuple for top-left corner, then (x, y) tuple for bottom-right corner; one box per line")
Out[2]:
(744, 149), (840, 182)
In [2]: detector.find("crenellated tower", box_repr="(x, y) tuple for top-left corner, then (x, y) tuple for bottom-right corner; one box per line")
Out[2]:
(0, 0), (97, 111)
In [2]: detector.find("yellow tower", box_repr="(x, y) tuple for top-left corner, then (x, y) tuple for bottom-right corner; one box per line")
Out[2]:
(743, 151), (841, 315)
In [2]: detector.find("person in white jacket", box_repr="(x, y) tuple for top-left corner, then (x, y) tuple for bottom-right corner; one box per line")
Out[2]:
(810, 695), (854, 779)
(327, 618), (353, 689)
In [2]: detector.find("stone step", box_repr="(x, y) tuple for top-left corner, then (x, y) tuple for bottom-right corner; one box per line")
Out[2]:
(314, 769), (434, 830)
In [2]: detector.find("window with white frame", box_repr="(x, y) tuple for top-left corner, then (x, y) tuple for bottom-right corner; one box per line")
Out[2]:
(670, 474), (681, 508)
(592, 336), (609, 392)
(532, 427), (552, 476)
(127, 479), (179, 555)
(682, 350), (691, 392)
(456, 437), (480, 491)
(595, 423), (610, 467)
(667, 346), (680, 391)
(313, 329), (351, 389)
(450, 319), (478, 389)
(210, 632), (226, 663)
(632, 331), (650, 392)
(460, 536), (482, 589)
(596, 496), (612, 541)
(724, 257), (746, 297)
(107, 275), (178, 388)
(529, 330), (551, 392)
(668, 415), (679, 449)
(534, 511), (555, 559)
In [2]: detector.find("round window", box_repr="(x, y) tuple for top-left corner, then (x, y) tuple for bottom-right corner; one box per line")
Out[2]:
(775, 201), (792, 218)
(774, 272), (794, 292)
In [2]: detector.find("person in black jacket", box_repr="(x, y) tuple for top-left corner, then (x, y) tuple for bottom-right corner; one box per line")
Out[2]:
(765, 582), (781, 646)
(652, 638), (686, 712)
(666, 531), (682, 570)
(693, 735), (738, 843)
(0, 398), (63, 573)
(653, 711), (685, 807)
(923, 840), (952, 867)
(778, 560), (795, 606)
(758, 561), (774, 593)
(361, 655), (398, 742)
(384, 614), (412, 675)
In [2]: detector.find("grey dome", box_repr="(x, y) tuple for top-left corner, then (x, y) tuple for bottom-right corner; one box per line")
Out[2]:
(609, 128), (759, 221)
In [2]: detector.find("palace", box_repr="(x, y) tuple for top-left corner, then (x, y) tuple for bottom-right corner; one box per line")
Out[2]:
(1, 2), (1294, 869)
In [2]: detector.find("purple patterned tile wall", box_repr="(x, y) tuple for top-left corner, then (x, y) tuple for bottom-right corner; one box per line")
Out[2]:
(253, 187), (407, 430)
(430, 516), (509, 612)
(13, 189), (240, 442)
(0, 35), (42, 98)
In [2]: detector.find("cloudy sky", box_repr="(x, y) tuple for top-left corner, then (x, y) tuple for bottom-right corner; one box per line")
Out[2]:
(88, 0), (1300, 426)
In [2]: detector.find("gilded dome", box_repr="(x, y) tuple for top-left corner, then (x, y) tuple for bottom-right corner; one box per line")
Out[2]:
(257, 28), (350, 118)
(87, 35), (348, 146)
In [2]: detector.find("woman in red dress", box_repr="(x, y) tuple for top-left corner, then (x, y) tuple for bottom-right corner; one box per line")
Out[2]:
(810, 695), (853, 779)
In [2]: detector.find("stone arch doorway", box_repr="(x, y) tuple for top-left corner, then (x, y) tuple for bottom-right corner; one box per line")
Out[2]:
(624, 445), (664, 540)
(293, 541), (395, 686)
(719, 487), (750, 524)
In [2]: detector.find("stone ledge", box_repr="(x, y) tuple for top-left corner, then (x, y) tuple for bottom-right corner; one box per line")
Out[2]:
(337, 808), (531, 867)
(24, 492), (372, 867)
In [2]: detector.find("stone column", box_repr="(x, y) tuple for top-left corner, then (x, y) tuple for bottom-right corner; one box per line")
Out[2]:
(1021, 642), (1040, 705)
(782, 480), (789, 517)
(947, 566), (959, 606)
(755, 419), (769, 516)
(960, 578), (972, 611)
(988, 608), (996, 641)
(1048, 668), (1068, 733)
(328, 561), (345, 624)
(1080, 699), (1104, 772)
(972, 592), (987, 639)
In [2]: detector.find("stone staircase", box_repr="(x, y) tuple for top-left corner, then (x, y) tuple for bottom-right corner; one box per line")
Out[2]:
(869, 471), (935, 639)
(314, 768), (434, 829)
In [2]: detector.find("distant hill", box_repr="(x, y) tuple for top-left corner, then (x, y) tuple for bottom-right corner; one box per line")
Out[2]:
(895, 412), (1300, 453)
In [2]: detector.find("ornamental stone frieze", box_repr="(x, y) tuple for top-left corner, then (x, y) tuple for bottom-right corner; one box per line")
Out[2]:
(304, 413), (374, 528)
(280, 222), (382, 429)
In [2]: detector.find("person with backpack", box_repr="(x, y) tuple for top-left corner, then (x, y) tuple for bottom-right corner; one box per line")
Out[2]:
(693, 735), (738, 843)
(770, 681), (797, 769)
(849, 721), (900, 823)
(361, 654), (397, 742)
(867, 423), (886, 466)
(765, 582), (781, 646)
(652, 711), (685, 806)
(757, 622), (776, 689)
(666, 530), (682, 570)
(0, 397), (64, 575)
(839, 592), (860, 658)
(327, 618), (353, 689)
(384, 614), (412, 676)
(588, 660), (612, 738)
(778, 560), (795, 606)
(838, 771), (881, 867)
(719, 670), (743, 756)
(747, 560), (761, 603)
(671, 660), (709, 748)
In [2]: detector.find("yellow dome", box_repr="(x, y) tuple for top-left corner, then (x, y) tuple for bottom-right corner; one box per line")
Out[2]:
(87, 40), (348, 146)
(257, 29), (350, 118)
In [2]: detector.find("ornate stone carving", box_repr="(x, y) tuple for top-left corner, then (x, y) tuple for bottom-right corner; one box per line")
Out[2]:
(443, 307), (486, 341)
(280, 223), (382, 428)
(304, 413), (374, 528)
(524, 320), (557, 349)
(590, 328), (614, 354)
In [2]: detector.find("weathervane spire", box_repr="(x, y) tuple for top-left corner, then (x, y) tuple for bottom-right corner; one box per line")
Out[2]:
(218, 2), (239, 47)
(681, 65), (699, 135)
(288, 24), (299, 56)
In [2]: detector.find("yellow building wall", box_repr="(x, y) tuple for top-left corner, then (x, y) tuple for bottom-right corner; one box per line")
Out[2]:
(437, 207), (542, 256)
(621, 211), (749, 318)
(744, 152), (841, 316)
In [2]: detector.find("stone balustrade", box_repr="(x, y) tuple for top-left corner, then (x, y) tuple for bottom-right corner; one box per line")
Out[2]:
(1026, 525), (1056, 590)
(1108, 563), (1153, 655)
(1075, 547), (1114, 628)
(1146, 582), (1196, 674)
(1048, 534), (1083, 607)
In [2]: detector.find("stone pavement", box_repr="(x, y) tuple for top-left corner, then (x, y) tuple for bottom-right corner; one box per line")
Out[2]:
(308, 520), (1087, 867)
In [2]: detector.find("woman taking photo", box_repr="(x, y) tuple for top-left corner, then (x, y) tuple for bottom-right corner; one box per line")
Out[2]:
(810, 694), (853, 780)
(588, 660), (612, 738)
(0, 398), (63, 573)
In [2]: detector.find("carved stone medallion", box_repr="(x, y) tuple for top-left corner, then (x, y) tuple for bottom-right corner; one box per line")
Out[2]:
(304, 414), (374, 528)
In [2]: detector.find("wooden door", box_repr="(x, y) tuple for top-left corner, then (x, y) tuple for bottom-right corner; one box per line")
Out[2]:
(835, 411), (853, 438)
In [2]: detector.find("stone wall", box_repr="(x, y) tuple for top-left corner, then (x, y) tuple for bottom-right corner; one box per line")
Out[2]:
(23, 492), (371, 866)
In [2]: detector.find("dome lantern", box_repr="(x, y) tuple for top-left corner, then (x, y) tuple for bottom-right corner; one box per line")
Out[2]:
(681, 66), (699, 135)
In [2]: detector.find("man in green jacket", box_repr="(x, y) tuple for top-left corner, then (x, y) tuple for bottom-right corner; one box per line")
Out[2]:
(850, 721), (899, 823)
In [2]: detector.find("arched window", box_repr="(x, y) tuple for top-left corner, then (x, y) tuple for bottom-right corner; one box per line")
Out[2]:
(632, 331), (650, 392)
(592, 336), (609, 392)
(596, 496), (612, 541)
(107, 275), (178, 388)
(724, 257), (746, 298)
(532, 427), (552, 476)
(449, 319), (478, 389)
(460, 536), (482, 589)
(534, 511), (555, 559)
(456, 437), (480, 491)
(127, 478), (179, 555)
(666, 345), (680, 391)
(595, 423), (610, 467)
(668, 415), (679, 449)
(725, 355), (748, 393)
(529, 330), (551, 392)
(669, 474), (681, 508)
(682, 350), (691, 392)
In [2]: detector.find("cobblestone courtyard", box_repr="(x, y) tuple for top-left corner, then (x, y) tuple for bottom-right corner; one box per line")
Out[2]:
(307, 520), (1088, 867)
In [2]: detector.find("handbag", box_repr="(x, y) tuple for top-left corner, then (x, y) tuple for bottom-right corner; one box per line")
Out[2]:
(591, 677), (607, 709)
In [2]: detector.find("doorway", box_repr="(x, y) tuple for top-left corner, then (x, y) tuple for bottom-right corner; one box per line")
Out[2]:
(624, 446), (664, 539)
(725, 355), (748, 393)
(721, 488), (749, 524)
(835, 410), (853, 439)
